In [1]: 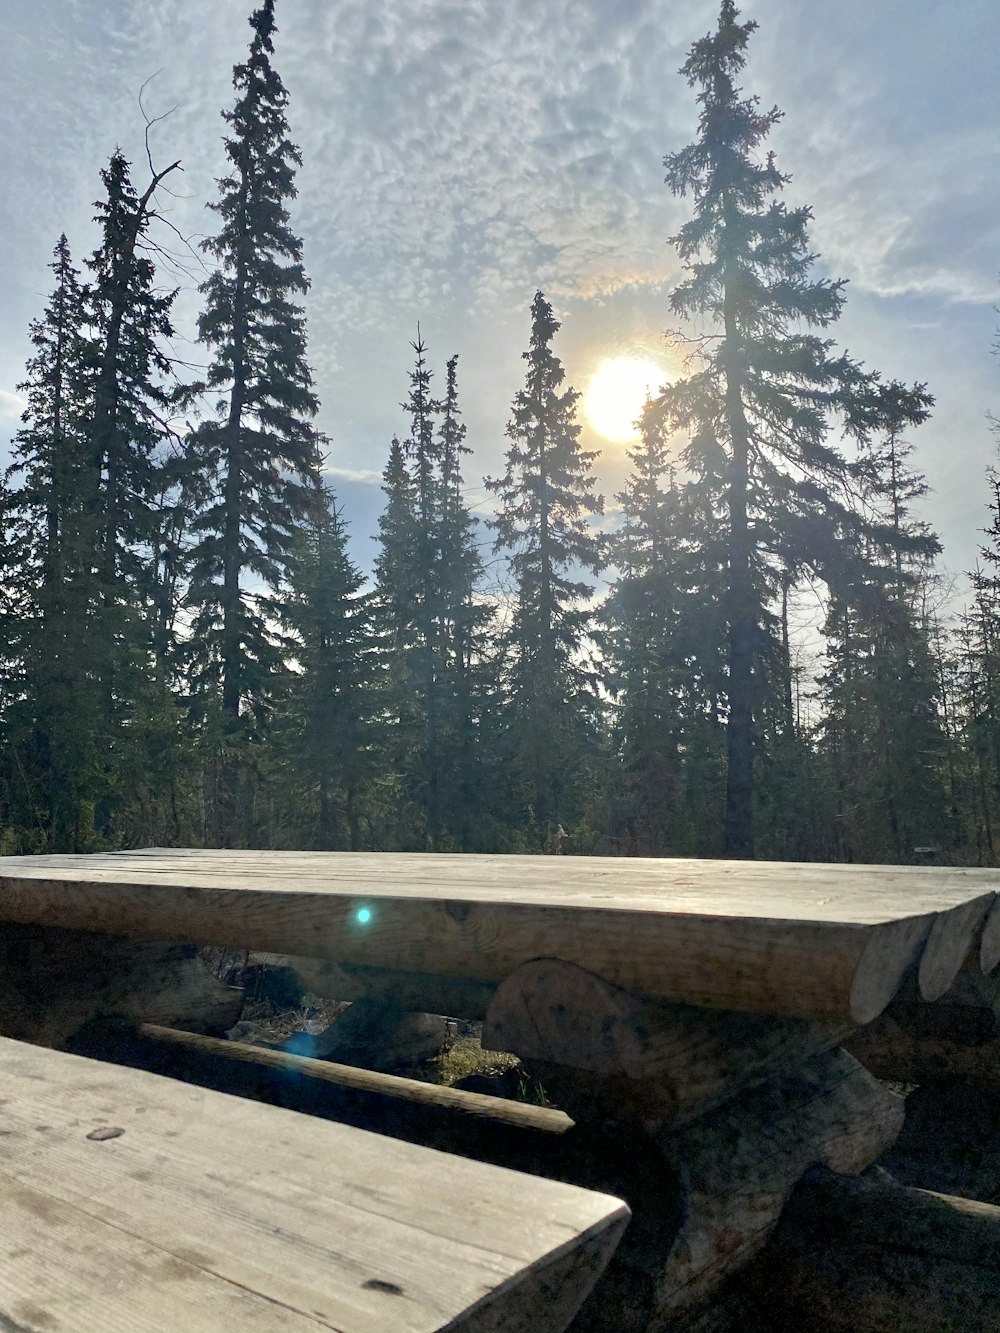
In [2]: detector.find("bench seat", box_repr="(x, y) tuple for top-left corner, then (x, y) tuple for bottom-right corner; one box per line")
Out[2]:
(0, 1037), (629, 1333)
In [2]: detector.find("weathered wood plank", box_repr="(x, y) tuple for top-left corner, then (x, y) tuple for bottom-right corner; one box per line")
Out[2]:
(980, 893), (1000, 973)
(1, 851), (996, 1022)
(0, 1037), (628, 1333)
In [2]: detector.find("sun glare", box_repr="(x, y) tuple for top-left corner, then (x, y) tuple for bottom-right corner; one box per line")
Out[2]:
(583, 357), (665, 444)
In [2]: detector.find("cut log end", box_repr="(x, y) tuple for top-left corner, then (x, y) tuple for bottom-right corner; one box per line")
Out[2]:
(918, 894), (995, 1003)
(849, 915), (933, 1025)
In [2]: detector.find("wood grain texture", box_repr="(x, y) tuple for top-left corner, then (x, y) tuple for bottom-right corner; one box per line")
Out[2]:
(483, 958), (850, 1128)
(754, 1170), (1000, 1333)
(646, 1049), (904, 1325)
(1, 851), (996, 1022)
(918, 892), (996, 1000)
(139, 1023), (574, 1134)
(0, 1037), (627, 1333)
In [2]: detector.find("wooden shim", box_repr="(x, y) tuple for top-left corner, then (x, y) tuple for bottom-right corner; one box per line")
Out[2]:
(644, 1049), (904, 1324)
(0, 923), (243, 1048)
(2, 850), (995, 1023)
(139, 1023), (574, 1135)
(918, 892), (996, 1001)
(753, 1169), (1000, 1333)
(0, 1037), (627, 1333)
(261, 952), (497, 1018)
(482, 958), (850, 1128)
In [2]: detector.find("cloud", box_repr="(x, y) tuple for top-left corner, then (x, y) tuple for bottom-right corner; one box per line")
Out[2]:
(322, 464), (383, 485)
(0, 391), (26, 424)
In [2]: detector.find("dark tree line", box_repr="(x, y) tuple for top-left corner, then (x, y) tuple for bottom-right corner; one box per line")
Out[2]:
(1, 0), (997, 865)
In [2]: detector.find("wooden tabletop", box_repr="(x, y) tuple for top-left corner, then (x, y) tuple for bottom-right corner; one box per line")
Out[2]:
(0, 1037), (629, 1333)
(1, 850), (998, 1023)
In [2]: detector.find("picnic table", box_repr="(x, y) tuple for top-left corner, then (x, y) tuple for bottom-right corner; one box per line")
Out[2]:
(2, 849), (1000, 1332)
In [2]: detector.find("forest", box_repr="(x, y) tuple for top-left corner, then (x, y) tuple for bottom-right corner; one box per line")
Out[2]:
(2, 0), (998, 866)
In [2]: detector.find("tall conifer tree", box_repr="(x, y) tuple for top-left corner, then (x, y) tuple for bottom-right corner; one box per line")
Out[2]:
(276, 482), (377, 850)
(185, 0), (322, 841)
(660, 1), (932, 856)
(487, 291), (604, 843)
(1, 236), (95, 849)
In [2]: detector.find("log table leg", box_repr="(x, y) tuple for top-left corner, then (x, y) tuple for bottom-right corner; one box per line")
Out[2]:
(483, 959), (903, 1328)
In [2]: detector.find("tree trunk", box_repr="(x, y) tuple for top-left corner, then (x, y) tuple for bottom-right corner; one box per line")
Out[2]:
(722, 269), (755, 859)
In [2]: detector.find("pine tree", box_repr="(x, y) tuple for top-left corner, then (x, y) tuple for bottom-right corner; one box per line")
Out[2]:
(486, 290), (605, 844)
(660, 0), (933, 856)
(83, 150), (187, 846)
(0, 236), (96, 849)
(434, 354), (490, 848)
(2, 143), (185, 851)
(602, 405), (686, 853)
(275, 482), (378, 850)
(818, 417), (944, 862)
(184, 0), (322, 842)
(401, 332), (444, 841)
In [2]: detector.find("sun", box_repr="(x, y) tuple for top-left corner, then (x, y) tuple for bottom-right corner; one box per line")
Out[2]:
(583, 357), (665, 444)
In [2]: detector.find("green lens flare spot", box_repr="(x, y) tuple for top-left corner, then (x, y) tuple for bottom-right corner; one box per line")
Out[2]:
(356, 907), (372, 925)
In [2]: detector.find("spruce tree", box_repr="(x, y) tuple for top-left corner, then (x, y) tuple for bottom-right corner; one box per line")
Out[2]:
(184, 0), (322, 842)
(602, 405), (685, 854)
(86, 150), (178, 592)
(486, 290), (604, 844)
(434, 354), (490, 848)
(276, 482), (378, 850)
(660, 1), (933, 856)
(3, 142), (185, 851)
(817, 413), (944, 862)
(1, 236), (96, 849)
(84, 150), (186, 845)
(373, 343), (489, 847)
(401, 332), (444, 841)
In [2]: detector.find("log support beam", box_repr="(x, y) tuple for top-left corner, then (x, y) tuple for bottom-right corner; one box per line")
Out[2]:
(747, 1168), (1000, 1333)
(483, 958), (903, 1325)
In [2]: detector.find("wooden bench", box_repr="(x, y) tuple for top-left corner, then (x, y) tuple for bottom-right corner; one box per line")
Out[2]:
(0, 1036), (629, 1333)
(3, 848), (1000, 1330)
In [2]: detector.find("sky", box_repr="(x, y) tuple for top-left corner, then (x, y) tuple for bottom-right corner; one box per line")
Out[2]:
(3, 0), (999, 597)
